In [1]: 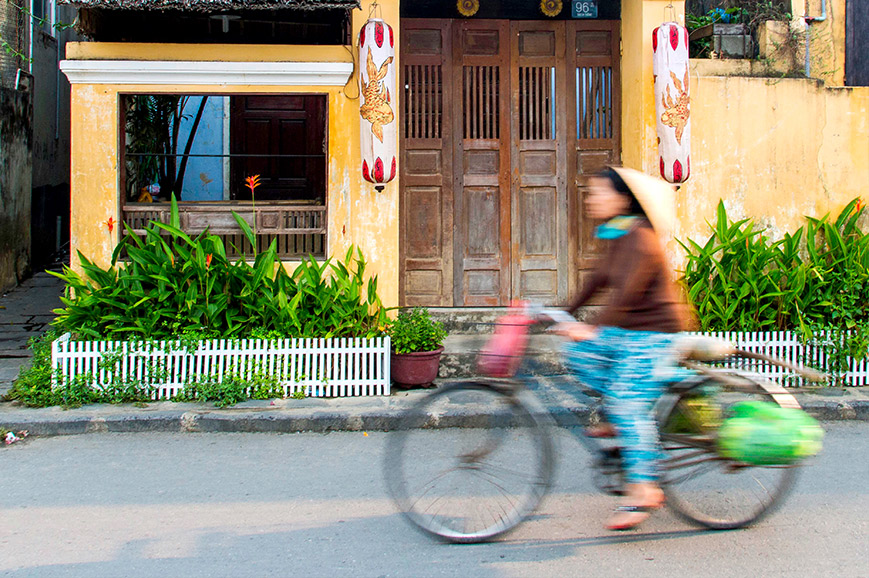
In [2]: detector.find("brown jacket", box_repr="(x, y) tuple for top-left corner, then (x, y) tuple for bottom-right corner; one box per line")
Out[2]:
(566, 220), (686, 333)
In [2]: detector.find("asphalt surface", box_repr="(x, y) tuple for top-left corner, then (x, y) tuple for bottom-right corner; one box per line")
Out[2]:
(1, 423), (867, 577)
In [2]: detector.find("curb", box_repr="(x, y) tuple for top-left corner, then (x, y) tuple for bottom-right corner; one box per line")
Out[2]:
(1, 397), (867, 437)
(799, 399), (869, 421)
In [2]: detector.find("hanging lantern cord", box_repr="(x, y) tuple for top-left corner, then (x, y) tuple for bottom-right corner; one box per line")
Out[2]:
(664, 2), (676, 23)
(368, 1), (382, 20)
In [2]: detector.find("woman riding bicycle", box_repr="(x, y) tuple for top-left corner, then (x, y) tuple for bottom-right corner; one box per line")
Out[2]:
(554, 166), (688, 531)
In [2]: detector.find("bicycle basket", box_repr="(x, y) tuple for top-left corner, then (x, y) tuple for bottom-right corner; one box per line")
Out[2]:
(477, 314), (534, 378)
(663, 387), (722, 434)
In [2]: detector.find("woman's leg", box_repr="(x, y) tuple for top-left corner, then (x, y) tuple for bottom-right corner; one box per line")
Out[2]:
(562, 334), (617, 397)
(563, 333), (619, 435)
(602, 329), (677, 529)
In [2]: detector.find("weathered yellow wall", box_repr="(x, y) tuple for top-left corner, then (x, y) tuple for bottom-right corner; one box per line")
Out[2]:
(679, 65), (869, 247)
(624, 1), (867, 267)
(65, 0), (400, 307)
(799, 0), (846, 86)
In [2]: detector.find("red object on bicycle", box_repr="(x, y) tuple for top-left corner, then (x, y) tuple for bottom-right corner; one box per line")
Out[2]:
(477, 313), (535, 377)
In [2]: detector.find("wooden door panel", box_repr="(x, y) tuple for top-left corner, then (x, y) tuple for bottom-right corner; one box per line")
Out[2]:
(569, 20), (621, 284)
(400, 20), (453, 307)
(520, 187), (557, 255)
(465, 187), (501, 255)
(511, 21), (566, 305)
(404, 186), (443, 258)
(453, 19), (511, 306)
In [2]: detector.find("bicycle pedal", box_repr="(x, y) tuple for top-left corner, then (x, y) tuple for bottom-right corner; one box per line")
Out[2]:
(595, 447), (622, 464)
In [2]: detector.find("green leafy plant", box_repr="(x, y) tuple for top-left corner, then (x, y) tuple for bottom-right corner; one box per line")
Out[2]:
(50, 195), (387, 341)
(173, 377), (248, 408)
(679, 198), (869, 383)
(16, 199), (389, 407)
(678, 201), (789, 331)
(6, 330), (156, 408)
(686, 7), (743, 58)
(387, 308), (448, 354)
(5, 331), (58, 406)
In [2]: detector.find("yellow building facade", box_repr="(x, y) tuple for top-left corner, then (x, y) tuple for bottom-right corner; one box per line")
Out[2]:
(62, 0), (869, 308)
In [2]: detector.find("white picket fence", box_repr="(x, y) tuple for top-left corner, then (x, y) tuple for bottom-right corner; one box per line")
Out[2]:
(50, 333), (392, 399)
(693, 330), (869, 386)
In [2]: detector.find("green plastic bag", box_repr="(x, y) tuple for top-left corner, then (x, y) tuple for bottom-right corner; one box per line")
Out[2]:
(717, 401), (824, 465)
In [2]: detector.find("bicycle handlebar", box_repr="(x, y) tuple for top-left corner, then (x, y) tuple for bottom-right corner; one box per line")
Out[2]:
(515, 302), (829, 383)
(520, 302), (578, 325)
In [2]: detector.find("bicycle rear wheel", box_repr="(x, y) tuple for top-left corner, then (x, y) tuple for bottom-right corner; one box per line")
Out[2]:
(384, 381), (555, 543)
(660, 374), (799, 530)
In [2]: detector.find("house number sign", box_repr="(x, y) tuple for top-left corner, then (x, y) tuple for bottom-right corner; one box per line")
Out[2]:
(571, 0), (598, 18)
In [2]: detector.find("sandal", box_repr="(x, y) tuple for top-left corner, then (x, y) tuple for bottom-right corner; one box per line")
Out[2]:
(585, 422), (617, 438)
(605, 498), (665, 531)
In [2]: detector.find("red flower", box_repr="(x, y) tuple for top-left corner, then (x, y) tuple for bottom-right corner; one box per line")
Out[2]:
(104, 217), (115, 233)
(856, 198), (865, 213)
(205, 254), (213, 268)
(245, 175), (262, 196)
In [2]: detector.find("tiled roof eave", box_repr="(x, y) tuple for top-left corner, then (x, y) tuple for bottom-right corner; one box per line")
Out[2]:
(60, 0), (360, 11)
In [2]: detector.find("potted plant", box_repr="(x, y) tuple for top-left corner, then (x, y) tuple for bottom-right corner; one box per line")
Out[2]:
(387, 308), (448, 387)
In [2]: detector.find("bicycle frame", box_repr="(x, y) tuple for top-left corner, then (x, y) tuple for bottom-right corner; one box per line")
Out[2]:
(506, 346), (799, 492)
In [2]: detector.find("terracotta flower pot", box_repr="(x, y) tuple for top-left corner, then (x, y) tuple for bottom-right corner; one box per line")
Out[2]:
(390, 347), (444, 387)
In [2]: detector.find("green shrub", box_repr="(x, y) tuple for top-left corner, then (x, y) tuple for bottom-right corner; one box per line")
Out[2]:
(11, 197), (388, 407)
(51, 195), (387, 340)
(7, 330), (156, 408)
(5, 331), (58, 407)
(388, 308), (448, 354)
(679, 199), (869, 332)
(679, 198), (869, 381)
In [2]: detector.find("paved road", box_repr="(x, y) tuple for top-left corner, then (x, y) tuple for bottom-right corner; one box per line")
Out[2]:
(1, 424), (867, 577)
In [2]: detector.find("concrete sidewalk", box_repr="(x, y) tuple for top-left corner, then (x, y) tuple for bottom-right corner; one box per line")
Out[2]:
(0, 271), (64, 398)
(1, 271), (868, 437)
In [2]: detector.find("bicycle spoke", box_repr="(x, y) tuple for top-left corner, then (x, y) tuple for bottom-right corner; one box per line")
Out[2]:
(661, 377), (799, 529)
(384, 381), (554, 543)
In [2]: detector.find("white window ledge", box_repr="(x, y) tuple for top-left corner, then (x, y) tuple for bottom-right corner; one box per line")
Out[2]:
(60, 60), (354, 86)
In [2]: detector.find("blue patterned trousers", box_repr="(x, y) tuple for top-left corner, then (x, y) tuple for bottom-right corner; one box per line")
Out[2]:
(563, 327), (679, 483)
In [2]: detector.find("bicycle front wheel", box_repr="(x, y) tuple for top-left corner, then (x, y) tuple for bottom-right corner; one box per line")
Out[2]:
(384, 381), (555, 543)
(660, 375), (799, 530)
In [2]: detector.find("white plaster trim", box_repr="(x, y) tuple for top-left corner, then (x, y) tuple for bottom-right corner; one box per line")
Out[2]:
(59, 60), (354, 86)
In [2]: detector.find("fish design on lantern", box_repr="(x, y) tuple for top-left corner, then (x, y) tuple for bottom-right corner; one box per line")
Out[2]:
(359, 48), (395, 143)
(661, 67), (690, 145)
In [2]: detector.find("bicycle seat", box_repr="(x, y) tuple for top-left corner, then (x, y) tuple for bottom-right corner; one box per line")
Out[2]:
(674, 335), (736, 362)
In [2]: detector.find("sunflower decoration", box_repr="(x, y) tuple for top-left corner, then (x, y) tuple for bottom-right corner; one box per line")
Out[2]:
(540, 0), (562, 17)
(457, 0), (479, 17)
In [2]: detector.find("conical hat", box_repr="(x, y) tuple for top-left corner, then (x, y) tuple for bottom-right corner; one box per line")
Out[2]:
(611, 167), (677, 240)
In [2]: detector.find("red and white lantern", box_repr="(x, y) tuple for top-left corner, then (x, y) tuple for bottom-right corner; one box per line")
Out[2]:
(653, 22), (691, 184)
(359, 18), (396, 190)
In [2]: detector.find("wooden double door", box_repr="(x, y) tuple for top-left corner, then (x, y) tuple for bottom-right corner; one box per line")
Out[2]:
(400, 19), (621, 307)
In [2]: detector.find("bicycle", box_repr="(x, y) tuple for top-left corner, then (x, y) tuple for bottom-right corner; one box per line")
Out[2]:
(383, 305), (825, 543)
